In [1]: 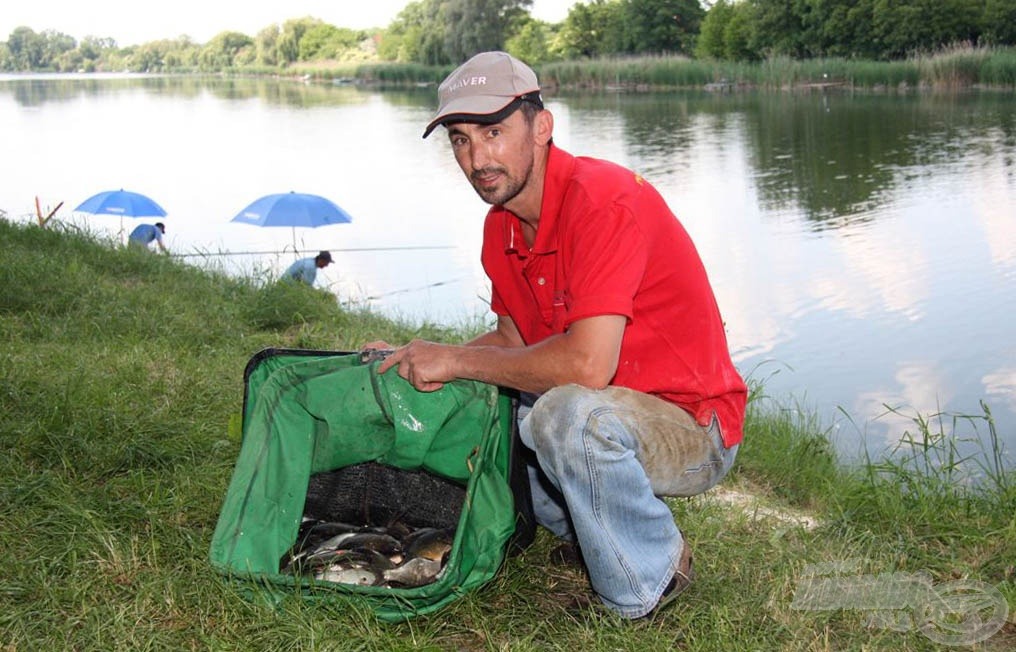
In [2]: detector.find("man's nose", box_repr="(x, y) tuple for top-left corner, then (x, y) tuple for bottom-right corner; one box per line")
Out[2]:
(470, 141), (491, 169)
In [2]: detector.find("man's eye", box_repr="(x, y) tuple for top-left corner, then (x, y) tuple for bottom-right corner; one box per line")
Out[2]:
(488, 128), (501, 137)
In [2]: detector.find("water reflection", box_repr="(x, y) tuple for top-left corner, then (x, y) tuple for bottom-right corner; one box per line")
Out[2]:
(0, 73), (440, 110)
(1, 75), (1013, 466)
(552, 88), (1015, 463)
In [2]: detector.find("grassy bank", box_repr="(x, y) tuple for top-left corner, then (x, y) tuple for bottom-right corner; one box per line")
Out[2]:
(1, 219), (1013, 650)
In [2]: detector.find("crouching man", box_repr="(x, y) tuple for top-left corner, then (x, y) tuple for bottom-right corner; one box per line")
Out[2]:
(372, 51), (746, 619)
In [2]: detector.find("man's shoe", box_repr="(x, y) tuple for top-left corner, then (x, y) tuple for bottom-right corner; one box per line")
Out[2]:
(650, 541), (694, 617)
(549, 541), (583, 567)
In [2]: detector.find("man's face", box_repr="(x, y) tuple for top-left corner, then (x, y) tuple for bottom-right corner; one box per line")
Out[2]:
(446, 109), (535, 208)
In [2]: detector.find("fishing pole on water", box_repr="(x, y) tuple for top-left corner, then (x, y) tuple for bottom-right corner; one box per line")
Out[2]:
(362, 278), (463, 300)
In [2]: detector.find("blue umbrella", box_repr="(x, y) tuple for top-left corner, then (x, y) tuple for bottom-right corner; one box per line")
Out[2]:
(230, 192), (352, 228)
(74, 189), (167, 218)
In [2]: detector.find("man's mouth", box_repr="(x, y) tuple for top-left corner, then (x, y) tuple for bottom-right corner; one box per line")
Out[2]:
(472, 169), (503, 187)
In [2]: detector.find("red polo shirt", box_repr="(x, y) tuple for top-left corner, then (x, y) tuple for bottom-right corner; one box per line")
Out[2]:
(481, 145), (746, 447)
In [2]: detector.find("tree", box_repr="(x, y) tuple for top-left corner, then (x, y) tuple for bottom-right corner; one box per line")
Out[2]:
(41, 29), (76, 68)
(620, 0), (704, 55)
(443, 0), (533, 62)
(299, 24), (362, 60)
(873, 0), (982, 58)
(724, 0), (759, 60)
(6, 27), (47, 70)
(199, 31), (255, 69)
(78, 36), (116, 63)
(277, 17), (319, 65)
(801, 0), (879, 59)
(376, 0), (449, 64)
(982, 0), (1016, 45)
(695, 0), (735, 59)
(749, 0), (807, 58)
(558, 0), (625, 58)
(505, 17), (554, 63)
(255, 25), (281, 66)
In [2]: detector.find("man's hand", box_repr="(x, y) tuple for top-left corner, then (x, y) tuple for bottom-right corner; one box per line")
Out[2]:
(376, 339), (454, 392)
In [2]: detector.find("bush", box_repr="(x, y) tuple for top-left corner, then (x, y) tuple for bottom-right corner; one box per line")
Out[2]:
(245, 279), (341, 330)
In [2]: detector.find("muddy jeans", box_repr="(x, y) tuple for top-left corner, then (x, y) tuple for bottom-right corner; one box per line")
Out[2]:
(518, 384), (738, 619)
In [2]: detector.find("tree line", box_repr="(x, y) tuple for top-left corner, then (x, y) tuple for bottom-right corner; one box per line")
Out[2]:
(2, 0), (1015, 73)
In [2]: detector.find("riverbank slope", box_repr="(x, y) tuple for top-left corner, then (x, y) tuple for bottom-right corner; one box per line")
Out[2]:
(1, 219), (1013, 649)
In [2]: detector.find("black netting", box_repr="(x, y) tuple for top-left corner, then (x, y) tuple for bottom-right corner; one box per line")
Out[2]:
(303, 462), (465, 530)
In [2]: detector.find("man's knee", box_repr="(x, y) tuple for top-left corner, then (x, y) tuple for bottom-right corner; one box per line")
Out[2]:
(527, 384), (600, 451)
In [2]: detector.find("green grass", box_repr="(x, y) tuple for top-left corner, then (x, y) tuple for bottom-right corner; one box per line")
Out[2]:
(1, 218), (1013, 650)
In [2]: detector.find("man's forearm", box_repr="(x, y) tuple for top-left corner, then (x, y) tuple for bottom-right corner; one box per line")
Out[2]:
(449, 326), (619, 394)
(380, 315), (623, 394)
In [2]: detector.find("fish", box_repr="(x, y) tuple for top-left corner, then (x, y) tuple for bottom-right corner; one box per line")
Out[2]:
(278, 517), (456, 588)
(336, 532), (402, 557)
(315, 565), (379, 586)
(382, 557), (443, 588)
(403, 527), (454, 563)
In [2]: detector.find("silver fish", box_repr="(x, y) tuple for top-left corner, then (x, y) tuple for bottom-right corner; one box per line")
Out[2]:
(315, 565), (379, 586)
(336, 532), (402, 556)
(308, 531), (358, 554)
(382, 557), (442, 588)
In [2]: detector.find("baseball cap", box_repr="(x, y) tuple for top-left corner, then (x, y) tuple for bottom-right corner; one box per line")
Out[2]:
(422, 51), (542, 139)
(317, 250), (333, 264)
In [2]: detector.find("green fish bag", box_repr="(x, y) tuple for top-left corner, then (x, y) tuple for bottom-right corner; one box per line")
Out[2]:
(208, 349), (528, 622)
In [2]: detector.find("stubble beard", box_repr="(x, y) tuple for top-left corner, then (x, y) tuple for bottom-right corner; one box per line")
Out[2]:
(470, 158), (533, 207)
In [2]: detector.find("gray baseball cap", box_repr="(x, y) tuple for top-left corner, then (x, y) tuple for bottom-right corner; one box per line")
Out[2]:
(422, 51), (542, 138)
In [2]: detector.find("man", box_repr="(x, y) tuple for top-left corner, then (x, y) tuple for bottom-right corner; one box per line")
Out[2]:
(128, 222), (167, 253)
(374, 51), (747, 619)
(283, 250), (332, 286)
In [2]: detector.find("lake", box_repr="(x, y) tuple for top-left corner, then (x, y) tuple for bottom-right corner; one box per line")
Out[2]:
(2, 73), (1014, 467)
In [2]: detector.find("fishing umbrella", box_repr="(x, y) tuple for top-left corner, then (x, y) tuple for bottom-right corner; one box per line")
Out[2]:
(230, 191), (353, 252)
(74, 188), (168, 218)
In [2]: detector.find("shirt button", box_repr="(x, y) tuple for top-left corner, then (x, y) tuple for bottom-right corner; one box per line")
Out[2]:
(537, 277), (546, 285)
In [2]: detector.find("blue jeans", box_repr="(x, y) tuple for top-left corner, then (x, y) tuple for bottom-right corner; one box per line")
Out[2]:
(518, 384), (738, 618)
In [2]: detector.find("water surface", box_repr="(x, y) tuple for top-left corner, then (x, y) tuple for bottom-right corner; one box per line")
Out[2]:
(2, 74), (1013, 465)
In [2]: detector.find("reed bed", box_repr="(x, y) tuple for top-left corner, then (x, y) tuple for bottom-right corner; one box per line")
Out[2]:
(522, 47), (1015, 91)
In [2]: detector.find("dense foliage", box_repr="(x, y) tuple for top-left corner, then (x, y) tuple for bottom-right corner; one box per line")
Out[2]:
(2, 0), (1016, 72)
(695, 0), (1016, 61)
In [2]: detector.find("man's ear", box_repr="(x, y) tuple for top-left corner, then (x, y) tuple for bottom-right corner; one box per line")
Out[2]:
(534, 109), (553, 146)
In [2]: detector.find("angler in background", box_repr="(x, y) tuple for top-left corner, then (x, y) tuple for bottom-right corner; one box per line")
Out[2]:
(282, 250), (333, 286)
(128, 222), (167, 253)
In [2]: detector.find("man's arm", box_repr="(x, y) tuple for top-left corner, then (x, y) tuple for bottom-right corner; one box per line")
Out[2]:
(464, 314), (525, 348)
(377, 314), (626, 393)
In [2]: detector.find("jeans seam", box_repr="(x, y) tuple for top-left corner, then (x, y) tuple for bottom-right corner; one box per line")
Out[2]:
(584, 405), (645, 606)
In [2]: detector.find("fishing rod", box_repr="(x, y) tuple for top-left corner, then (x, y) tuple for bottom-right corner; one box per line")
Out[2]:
(362, 278), (463, 300)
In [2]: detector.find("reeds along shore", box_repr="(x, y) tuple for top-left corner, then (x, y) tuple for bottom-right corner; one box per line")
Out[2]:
(294, 45), (1016, 91)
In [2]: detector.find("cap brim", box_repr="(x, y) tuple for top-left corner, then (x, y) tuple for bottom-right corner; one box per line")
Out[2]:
(423, 94), (517, 138)
(423, 93), (547, 139)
